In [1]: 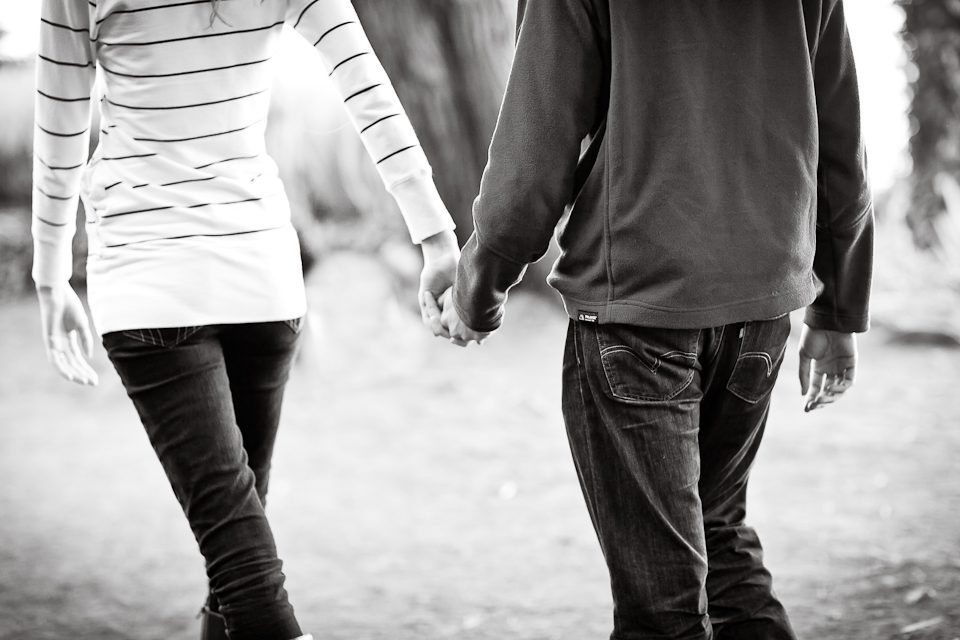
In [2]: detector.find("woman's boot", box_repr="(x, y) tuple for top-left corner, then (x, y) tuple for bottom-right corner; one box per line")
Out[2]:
(199, 595), (227, 640)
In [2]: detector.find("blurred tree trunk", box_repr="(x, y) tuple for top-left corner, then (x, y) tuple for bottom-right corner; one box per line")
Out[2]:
(900, 0), (960, 250)
(352, 0), (514, 245)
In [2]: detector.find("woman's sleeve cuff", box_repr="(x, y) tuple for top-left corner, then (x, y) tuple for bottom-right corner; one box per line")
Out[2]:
(31, 233), (74, 288)
(388, 174), (456, 244)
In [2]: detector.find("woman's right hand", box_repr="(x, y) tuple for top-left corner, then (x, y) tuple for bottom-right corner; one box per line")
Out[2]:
(37, 284), (99, 386)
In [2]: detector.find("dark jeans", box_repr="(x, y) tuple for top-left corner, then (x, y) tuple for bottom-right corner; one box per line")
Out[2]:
(562, 316), (797, 640)
(102, 320), (305, 640)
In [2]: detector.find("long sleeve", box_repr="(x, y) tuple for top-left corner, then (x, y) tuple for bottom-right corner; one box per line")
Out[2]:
(286, 0), (454, 243)
(32, 0), (96, 287)
(453, 0), (607, 332)
(806, 0), (874, 333)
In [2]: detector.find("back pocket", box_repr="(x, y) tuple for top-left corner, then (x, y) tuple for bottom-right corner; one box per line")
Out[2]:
(726, 315), (792, 404)
(595, 324), (699, 403)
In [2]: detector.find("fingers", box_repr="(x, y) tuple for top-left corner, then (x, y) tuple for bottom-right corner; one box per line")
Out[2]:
(449, 326), (490, 347)
(804, 366), (855, 412)
(418, 289), (432, 325)
(77, 313), (95, 359)
(798, 326), (857, 412)
(37, 285), (99, 386)
(50, 349), (75, 382)
(48, 334), (98, 386)
(421, 291), (451, 339)
(45, 326), (98, 386)
(68, 332), (99, 385)
(798, 353), (811, 396)
(803, 372), (825, 412)
(439, 295), (490, 347)
(421, 287), (494, 347)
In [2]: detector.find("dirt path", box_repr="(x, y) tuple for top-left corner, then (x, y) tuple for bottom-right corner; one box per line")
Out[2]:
(1, 252), (958, 640)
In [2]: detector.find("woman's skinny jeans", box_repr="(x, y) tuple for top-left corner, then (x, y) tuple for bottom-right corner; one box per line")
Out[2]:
(103, 319), (305, 640)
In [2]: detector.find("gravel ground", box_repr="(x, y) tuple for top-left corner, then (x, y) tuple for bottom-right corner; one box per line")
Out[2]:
(1, 250), (958, 640)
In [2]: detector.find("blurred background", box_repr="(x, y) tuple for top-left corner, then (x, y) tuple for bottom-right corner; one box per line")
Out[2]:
(0, 1), (958, 639)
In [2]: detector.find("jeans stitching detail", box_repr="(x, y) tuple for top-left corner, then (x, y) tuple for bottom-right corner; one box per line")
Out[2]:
(283, 317), (303, 334)
(601, 346), (656, 372)
(737, 351), (774, 377)
(122, 326), (202, 348)
(588, 324), (702, 404)
(606, 369), (696, 404)
(601, 350), (696, 403)
(660, 350), (697, 361)
(726, 317), (790, 403)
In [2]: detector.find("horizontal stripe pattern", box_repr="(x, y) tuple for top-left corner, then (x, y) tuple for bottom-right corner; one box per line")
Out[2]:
(104, 225), (285, 249)
(99, 56), (271, 79)
(105, 88), (268, 111)
(98, 19), (284, 47)
(289, 0), (425, 187)
(37, 89), (91, 103)
(95, 0), (212, 24)
(32, 0), (95, 287)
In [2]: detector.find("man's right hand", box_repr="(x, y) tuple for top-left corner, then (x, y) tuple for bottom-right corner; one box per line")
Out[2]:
(798, 325), (856, 412)
(422, 288), (491, 347)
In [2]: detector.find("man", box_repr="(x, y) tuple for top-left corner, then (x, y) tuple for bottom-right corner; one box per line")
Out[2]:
(424, 1), (873, 638)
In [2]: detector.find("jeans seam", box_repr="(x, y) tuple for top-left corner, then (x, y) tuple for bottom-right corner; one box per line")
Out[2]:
(704, 325), (724, 367)
(576, 324), (607, 549)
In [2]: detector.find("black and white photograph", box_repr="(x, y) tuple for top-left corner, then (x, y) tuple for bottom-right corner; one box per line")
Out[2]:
(0, 1), (957, 638)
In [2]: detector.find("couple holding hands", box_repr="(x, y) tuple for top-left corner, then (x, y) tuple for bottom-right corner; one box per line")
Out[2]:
(33, 0), (872, 638)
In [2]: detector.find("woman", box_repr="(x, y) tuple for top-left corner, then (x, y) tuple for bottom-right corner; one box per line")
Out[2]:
(32, 0), (459, 638)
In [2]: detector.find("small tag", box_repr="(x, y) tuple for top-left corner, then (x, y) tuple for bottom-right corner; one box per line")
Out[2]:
(577, 311), (598, 323)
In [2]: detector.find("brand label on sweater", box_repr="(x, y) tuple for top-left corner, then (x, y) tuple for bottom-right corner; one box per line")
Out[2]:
(577, 311), (598, 323)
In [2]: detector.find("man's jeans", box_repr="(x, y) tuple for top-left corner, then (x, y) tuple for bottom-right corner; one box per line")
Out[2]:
(103, 320), (305, 640)
(562, 316), (797, 640)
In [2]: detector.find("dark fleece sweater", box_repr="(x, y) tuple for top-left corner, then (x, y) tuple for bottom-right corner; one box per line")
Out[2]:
(454, 0), (874, 333)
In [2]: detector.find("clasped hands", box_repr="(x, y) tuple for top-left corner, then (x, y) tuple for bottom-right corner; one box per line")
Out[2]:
(417, 230), (491, 347)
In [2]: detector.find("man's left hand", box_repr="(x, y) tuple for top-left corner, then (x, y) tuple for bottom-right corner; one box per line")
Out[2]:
(798, 325), (857, 412)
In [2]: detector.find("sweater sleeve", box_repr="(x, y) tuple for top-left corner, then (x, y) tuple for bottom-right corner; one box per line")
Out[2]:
(286, 0), (454, 243)
(806, 0), (875, 333)
(453, 0), (606, 332)
(31, 0), (96, 288)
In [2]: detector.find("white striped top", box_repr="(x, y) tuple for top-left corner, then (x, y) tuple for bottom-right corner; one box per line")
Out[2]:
(33, 0), (455, 335)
